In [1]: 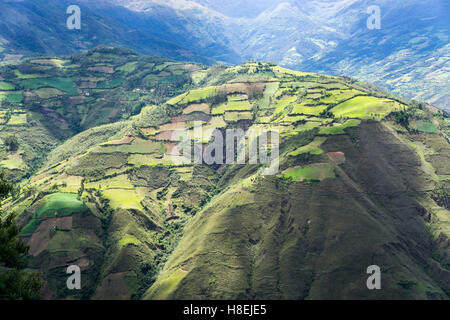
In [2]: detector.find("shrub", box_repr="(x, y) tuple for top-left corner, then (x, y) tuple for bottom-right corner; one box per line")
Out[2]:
(4, 136), (19, 152)
(393, 110), (409, 128)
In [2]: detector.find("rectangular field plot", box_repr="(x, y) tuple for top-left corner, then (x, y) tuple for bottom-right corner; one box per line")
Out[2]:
(0, 92), (23, 103)
(330, 96), (405, 120)
(0, 153), (27, 170)
(97, 138), (164, 154)
(318, 119), (361, 135)
(288, 137), (327, 156)
(102, 189), (144, 210)
(85, 174), (134, 190)
(0, 81), (14, 90)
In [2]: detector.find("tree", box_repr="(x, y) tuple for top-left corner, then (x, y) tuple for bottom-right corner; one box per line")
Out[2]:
(4, 136), (19, 152)
(393, 110), (409, 129)
(0, 173), (42, 300)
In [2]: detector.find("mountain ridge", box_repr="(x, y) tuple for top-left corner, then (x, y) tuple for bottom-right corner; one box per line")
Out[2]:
(0, 0), (448, 110)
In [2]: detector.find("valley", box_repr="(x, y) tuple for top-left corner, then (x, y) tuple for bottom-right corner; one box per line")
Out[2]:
(0, 48), (448, 299)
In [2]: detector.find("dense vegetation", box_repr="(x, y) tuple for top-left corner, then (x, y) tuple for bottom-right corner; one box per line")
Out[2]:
(1, 49), (449, 299)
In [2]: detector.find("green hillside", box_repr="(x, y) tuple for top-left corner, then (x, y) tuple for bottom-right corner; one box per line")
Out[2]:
(0, 47), (205, 182)
(1, 54), (449, 300)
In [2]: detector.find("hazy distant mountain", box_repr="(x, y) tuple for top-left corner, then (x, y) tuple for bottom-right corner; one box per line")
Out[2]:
(106, 0), (450, 109)
(1, 0), (449, 303)
(0, 0), (448, 109)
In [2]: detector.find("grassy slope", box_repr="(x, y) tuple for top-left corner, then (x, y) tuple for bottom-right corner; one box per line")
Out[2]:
(3, 60), (449, 300)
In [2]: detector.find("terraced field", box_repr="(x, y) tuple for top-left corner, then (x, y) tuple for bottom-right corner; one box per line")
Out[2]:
(283, 163), (335, 181)
(0, 47), (206, 181)
(1, 54), (449, 300)
(20, 193), (89, 237)
(330, 96), (405, 120)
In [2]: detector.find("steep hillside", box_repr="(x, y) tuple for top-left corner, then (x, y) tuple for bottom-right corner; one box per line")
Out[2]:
(105, 0), (450, 110)
(3, 60), (449, 299)
(0, 47), (204, 181)
(0, 0), (222, 64)
(1, 0), (448, 110)
(300, 0), (450, 110)
(146, 121), (450, 299)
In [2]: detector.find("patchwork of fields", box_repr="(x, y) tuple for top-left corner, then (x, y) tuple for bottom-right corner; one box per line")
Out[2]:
(1, 53), (449, 300)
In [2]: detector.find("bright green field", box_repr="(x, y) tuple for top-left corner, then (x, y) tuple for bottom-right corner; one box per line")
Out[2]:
(118, 235), (142, 248)
(291, 104), (328, 116)
(7, 113), (27, 125)
(147, 270), (188, 300)
(320, 89), (362, 105)
(31, 59), (67, 68)
(318, 119), (361, 135)
(20, 193), (88, 237)
(280, 122), (321, 137)
(0, 153), (26, 170)
(330, 96), (404, 119)
(288, 137), (327, 156)
(416, 120), (437, 133)
(153, 62), (175, 72)
(226, 100), (253, 111)
(168, 87), (217, 105)
(118, 61), (138, 73)
(211, 103), (227, 115)
(228, 94), (248, 102)
(103, 189), (143, 210)
(34, 193), (87, 219)
(14, 70), (41, 79)
(224, 112), (253, 122)
(212, 100), (253, 115)
(20, 219), (42, 237)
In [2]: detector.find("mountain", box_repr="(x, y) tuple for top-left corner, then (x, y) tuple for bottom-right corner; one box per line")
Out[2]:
(1, 49), (449, 299)
(0, 46), (204, 182)
(299, 0), (450, 110)
(0, 0), (448, 110)
(0, 0), (237, 64)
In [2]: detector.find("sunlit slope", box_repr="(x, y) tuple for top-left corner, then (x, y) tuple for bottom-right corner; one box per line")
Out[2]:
(4, 62), (449, 299)
(146, 122), (449, 299)
(0, 47), (204, 182)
